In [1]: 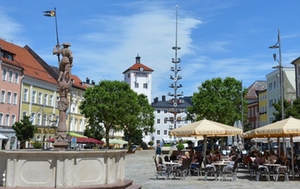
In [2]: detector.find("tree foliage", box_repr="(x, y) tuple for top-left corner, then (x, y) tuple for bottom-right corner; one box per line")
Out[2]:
(83, 124), (105, 140)
(122, 94), (155, 152)
(79, 80), (155, 151)
(12, 115), (37, 149)
(273, 98), (300, 121)
(188, 77), (247, 126)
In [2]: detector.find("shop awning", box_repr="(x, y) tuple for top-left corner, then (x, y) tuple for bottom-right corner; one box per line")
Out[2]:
(0, 134), (8, 139)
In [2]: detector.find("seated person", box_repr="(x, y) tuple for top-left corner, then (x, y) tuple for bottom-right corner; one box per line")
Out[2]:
(268, 151), (278, 164)
(191, 151), (203, 169)
(254, 152), (265, 167)
(170, 151), (178, 161)
(205, 151), (213, 164)
(179, 151), (190, 163)
(211, 150), (222, 162)
(276, 151), (288, 165)
(164, 155), (170, 162)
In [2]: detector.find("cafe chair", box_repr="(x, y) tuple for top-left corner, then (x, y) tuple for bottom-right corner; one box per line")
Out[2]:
(153, 156), (167, 180)
(204, 164), (217, 181)
(190, 156), (204, 176)
(274, 166), (289, 182)
(256, 165), (270, 181)
(222, 158), (238, 181)
(172, 158), (192, 180)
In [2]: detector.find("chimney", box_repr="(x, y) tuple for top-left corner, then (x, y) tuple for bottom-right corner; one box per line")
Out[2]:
(86, 77), (90, 84)
(135, 54), (141, 64)
(91, 80), (95, 85)
(162, 95), (166, 101)
(154, 97), (158, 103)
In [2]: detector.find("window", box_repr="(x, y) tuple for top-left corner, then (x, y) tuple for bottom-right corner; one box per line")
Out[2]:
(5, 114), (9, 126)
(38, 92), (42, 104)
(11, 115), (16, 125)
(32, 91), (36, 103)
(7, 92), (11, 104)
(31, 113), (35, 124)
(22, 111), (27, 118)
(156, 130), (160, 135)
(135, 82), (139, 88)
(8, 70), (13, 82)
(42, 114), (47, 126)
(13, 93), (17, 105)
(157, 119), (160, 124)
(143, 83), (148, 89)
(164, 130), (167, 135)
(0, 113), (3, 125)
(37, 113), (41, 126)
(23, 88), (28, 102)
(164, 117), (168, 124)
(164, 110), (167, 114)
(14, 72), (19, 84)
(128, 73), (130, 78)
(49, 95), (53, 106)
(2, 68), (7, 81)
(44, 94), (48, 105)
(157, 109), (161, 113)
(1, 90), (5, 103)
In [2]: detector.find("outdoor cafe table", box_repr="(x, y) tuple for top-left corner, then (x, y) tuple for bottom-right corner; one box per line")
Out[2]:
(212, 162), (228, 181)
(163, 161), (181, 179)
(263, 163), (281, 175)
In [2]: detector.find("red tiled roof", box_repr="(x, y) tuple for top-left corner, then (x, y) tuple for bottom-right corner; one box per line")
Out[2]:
(0, 57), (23, 70)
(0, 39), (57, 84)
(122, 63), (154, 74)
(71, 75), (87, 90)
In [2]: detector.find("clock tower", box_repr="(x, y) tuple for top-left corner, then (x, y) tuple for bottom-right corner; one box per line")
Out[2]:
(123, 54), (154, 104)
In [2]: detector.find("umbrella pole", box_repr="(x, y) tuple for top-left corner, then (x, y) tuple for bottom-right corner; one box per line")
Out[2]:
(204, 135), (207, 166)
(290, 135), (295, 179)
(277, 137), (280, 156)
(268, 137), (271, 152)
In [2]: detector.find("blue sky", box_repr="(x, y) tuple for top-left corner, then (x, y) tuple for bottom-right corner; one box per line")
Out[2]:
(1, 0), (300, 101)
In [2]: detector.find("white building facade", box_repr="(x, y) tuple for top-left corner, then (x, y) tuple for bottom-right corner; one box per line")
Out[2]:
(151, 95), (194, 145)
(266, 67), (296, 124)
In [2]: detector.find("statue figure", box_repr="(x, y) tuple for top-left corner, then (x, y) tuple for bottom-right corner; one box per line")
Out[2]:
(53, 42), (73, 82)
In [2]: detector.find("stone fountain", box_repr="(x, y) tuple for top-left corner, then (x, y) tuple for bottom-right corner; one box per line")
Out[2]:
(0, 43), (135, 188)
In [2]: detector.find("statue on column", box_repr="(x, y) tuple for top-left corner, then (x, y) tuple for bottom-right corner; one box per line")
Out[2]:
(52, 42), (73, 150)
(53, 42), (73, 83)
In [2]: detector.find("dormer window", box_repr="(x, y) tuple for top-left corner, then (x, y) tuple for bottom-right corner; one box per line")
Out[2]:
(0, 50), (14, 61)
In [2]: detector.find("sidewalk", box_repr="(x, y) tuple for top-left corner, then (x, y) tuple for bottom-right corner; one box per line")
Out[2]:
(125, 150), (300, 189)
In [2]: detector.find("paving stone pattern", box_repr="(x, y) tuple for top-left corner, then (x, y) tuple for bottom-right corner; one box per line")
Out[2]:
(125, 150), (300, 189)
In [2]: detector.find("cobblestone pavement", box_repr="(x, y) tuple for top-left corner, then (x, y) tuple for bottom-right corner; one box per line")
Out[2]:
(125, 150), (300, 189)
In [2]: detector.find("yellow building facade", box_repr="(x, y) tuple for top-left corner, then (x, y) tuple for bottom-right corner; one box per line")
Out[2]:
(258, 89), (268, 127)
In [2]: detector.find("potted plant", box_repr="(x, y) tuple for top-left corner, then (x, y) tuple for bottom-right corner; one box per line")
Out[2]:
(176, 143), (184, 151)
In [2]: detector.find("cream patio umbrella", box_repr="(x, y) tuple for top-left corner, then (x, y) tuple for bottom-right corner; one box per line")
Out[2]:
(170, 119), (243, 161)
(241, 116), (300, 178)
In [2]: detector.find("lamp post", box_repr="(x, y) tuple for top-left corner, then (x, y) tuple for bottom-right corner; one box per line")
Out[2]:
(269, 29), (284, 120)
(269, 29), (285, 156)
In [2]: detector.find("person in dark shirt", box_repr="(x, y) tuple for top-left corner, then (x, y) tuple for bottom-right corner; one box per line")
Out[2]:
(170, 151), (177, 161)
(155, 143), (162, 156)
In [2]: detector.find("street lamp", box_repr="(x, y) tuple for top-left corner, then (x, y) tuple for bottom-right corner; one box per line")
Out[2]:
(269, 29), (286, 157)
(269, 29), (284, 121)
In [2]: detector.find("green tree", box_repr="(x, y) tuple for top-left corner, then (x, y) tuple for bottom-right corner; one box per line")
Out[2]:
(188, 77), (247, 126)
(273, 98), (300, 121)
(12, 115), (37, 149)
(122, 94), (155, 152)
(80, 80), (154, 149)
(83, 124), (105, 140)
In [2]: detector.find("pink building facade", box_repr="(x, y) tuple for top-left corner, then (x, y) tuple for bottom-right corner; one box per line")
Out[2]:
(0, 42), (23, 149)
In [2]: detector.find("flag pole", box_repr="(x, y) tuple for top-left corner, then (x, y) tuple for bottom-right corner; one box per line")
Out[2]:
(54, 7), (60, 65)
